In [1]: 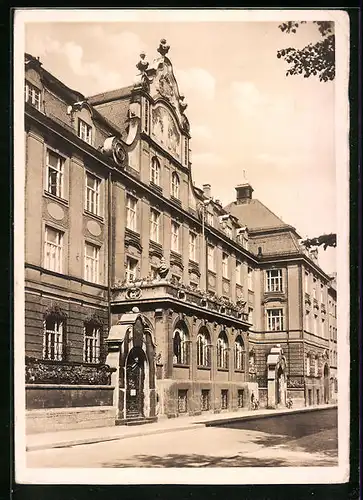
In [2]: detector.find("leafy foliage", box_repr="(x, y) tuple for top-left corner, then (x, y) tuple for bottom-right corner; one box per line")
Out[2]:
(277, 21), (335, 82)
(25, 357), (115, 385)
(301, 233), (337, 250)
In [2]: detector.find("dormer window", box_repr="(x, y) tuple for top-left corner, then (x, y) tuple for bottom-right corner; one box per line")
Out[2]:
(78, 119), (92, 145)
(24, 81), (41, 111)
(150, 157), (161, 186)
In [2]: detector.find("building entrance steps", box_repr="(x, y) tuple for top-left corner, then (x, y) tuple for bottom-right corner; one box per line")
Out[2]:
(26, 403), (337, 452)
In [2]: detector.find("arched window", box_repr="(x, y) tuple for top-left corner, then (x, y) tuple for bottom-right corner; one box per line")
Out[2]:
(197, 328), (211, 367)
(234, 335), (245, 371)
(217, 332), (229, 369)
(314, 355), (319, 377)
(173, 322), (189, 365)
(150, 157), (161, 186)
(43, 305), (67, 361)
(171, 172), (180, 199)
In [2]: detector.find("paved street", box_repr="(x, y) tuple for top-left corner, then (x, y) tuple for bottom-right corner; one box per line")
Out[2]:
(27, 408), (338, 468)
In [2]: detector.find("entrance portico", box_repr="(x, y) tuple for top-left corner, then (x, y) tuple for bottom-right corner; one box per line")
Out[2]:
(106, 308), (157, 425)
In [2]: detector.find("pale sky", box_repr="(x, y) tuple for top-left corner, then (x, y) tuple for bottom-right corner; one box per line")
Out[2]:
(25, 19), (337, 274)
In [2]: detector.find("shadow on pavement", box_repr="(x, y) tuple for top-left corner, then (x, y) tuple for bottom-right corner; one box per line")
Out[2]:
(103, 451), (336, 468)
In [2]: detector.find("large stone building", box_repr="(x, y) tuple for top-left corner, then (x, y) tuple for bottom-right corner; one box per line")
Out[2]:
(24, 39), (337, 431)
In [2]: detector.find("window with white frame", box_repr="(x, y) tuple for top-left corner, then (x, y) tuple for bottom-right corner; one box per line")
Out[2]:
(173, 324), (189, 365)
(234, 335), (245, 371)
(267, 308), (284, 331)
(222, 253), (229, 279)
(150, 208), (160, 243)
(235, 260), (242, 285)
(84, 242), (100, 283)
(125, 256), (138, 282)
(44, 226), (63, 273)
(84, 324), (101, 363)
(306, 354), (311, 376)
(43, 315), (64, 361)
(171, 172), (180, 199)
(46, 150), (64, 198)
(217, 332), (229, 369)
(24, 81), (41, 110)
(78, 118), (92, 145)
(126, 195), (137, 232)
(314, 355), (319, 377)
(248, 267), (253, 290)
(189, 231), (197, 261)
(197, 330), (211, 367)
(207, 244), (215, 272)
(171, 221), (180, 253)
(266, 269), (283, 292)
(85, 173), (100, 216)
(150, 157), (161, 186)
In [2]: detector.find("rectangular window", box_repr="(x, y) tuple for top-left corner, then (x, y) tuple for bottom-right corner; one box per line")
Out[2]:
(178, 389), (188, 413)
(126, 257), (138, 282)
(84, 325), (101, 363)
(46, 150), (63, 198)
(44, 226), (63, 273)
(201, 390), (210, 411)
(78, 119), (92, 145)
(24, 81), (41, 110)
(266, 269), (283, 292)
(206, 211), (214, 227)
(267, 308), (284, 331)
(235, 261), (242, 285)
(85, 173), (101, 216)
(320, 284), (324, 303)
(221, 390), (228, 410)
(43, 317), (64, 361)
(207, 244), (215, 272)
(126, 195), (138, 232)
(171, 221), (180, 253)
(150, 208), (160, 243)
(222, 253), (229, 278)
(248, 267), (253, 290)
(84, 242), (100, 283)
(224, 225), (232, 239)
(306, 355), (311, 376)
(189, 232), (197, 261)
(237, 389), (244, 408)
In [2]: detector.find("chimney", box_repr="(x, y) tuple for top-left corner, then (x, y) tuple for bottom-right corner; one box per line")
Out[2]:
(203, 183), (212, 198)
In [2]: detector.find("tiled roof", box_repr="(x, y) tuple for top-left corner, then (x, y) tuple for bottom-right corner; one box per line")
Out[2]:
(88, 86), (134, 105)
(224, 199), (289, 231)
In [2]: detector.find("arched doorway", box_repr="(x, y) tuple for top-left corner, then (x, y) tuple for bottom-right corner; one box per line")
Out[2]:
(323, 364), (330, 404)
(126, 346), (147, 419)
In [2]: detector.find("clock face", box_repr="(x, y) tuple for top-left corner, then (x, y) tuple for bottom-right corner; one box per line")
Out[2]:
(152, 105), (181, 159)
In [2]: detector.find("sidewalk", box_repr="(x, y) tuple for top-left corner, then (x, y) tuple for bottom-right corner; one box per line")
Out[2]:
(26, 403), (336, 452)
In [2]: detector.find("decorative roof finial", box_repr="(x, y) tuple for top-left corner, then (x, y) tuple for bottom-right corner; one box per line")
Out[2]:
(157, 38), (170, 57)
(136, 52), (149, 73)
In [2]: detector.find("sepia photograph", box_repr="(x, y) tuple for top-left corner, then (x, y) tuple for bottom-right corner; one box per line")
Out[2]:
(14, 9), (350, 485)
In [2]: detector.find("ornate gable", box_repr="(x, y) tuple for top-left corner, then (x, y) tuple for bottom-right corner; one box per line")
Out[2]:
(135, 39), (190, 136)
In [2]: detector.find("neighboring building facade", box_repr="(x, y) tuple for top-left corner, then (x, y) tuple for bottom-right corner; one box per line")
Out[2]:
(24, 39), (337, 430)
